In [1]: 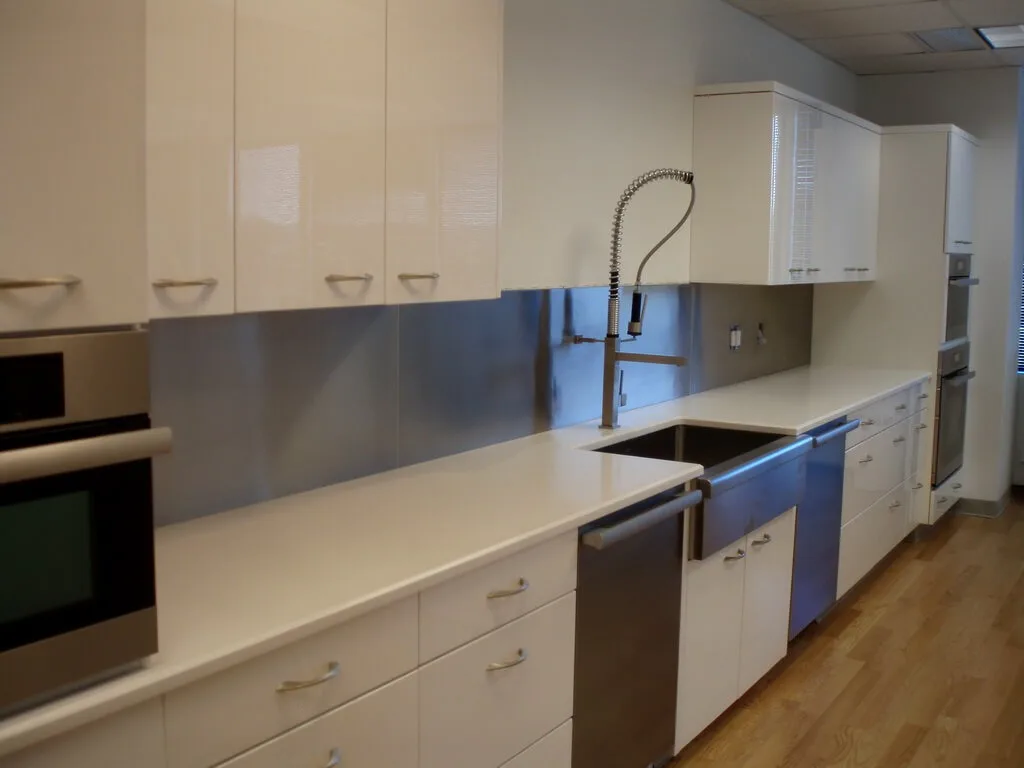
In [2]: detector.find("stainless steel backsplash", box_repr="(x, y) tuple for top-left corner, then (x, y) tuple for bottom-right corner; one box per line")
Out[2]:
(152, 284), (810, 525)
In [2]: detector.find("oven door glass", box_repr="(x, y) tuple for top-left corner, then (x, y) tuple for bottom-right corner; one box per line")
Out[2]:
(934, 373), (969, 486)
(0, 417), (155, 655)
(945, 282), (971, 342)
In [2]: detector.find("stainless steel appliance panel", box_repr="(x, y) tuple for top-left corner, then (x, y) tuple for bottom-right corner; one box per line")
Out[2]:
(574, 488), (701, 768)
(789, 419), (860, 641)
(933, 341), (973, 487)
(944, 254), (976, 343)
(0, 330), (149, 433)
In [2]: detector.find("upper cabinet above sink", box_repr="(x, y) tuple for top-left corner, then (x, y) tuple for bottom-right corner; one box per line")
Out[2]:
(690, 82), (881, 287)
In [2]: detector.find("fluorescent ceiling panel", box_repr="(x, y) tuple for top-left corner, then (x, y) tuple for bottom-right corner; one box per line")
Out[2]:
(977, 24), (1024, 48)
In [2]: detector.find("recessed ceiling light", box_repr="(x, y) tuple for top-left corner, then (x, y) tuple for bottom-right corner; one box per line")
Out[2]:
(978, 25), (1024, 49)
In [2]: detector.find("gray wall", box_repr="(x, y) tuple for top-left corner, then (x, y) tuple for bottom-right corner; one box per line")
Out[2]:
(152, 284), (812, 526)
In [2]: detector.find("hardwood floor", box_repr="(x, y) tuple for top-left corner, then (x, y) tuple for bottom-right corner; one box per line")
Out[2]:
(672, 497), (1024, 768)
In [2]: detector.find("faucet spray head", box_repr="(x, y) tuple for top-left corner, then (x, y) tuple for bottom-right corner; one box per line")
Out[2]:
(628, 291), (646, 337)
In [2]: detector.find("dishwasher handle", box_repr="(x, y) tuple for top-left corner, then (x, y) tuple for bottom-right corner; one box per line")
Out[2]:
(581, 489), (703, 551)
(812, 419), (861, 448)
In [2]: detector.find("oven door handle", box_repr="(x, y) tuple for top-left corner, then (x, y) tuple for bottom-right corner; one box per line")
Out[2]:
(946, 370), (977, 388)
(0, 428), (173, 484)
(949, 277), (979, 287)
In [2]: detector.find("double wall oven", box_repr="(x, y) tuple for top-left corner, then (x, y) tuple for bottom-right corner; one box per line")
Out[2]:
(932, 254), (978, 488)
(0, 330), (170, 715)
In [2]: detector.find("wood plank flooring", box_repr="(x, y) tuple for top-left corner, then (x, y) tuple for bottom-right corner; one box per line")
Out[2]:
(672, 496), (1024, 768)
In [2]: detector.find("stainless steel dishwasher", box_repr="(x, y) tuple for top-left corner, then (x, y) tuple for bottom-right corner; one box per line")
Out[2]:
(574, 425), (811, 768)
(788, 418), (860, 640)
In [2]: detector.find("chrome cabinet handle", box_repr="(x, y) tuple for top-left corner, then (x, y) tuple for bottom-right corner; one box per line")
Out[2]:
(398, 272), (440, 280)
(789, 268), (805, 273)
(953, 483), (962, 490)
(893, 436), (906, 444)
(915, 424), (928, 431)
(276, 662), (340, 693)
(861, 419), (876, 426)
(859, 455), (874, 464)
(751, 534), (772, 547)
(325, 274), (372, 283)
(856, 268), (871, 272)
(895, 404), (907, 411)
(0, 275), (81, 289)
(954, 240), (973, 245)
(323, 749), (341, 768)
(152, 278), (218, 288)
(913, 483), (924, 490)
(938, 496), (950, 504)
(724, 549), (746, 562)
(487, 578), (529, 600)
(918, 393), (929, 400)
(487, 649), (528, 672)
(889, 500), (902, 510)
(844, 267), (859, 272)
(806, 267), (822, 273)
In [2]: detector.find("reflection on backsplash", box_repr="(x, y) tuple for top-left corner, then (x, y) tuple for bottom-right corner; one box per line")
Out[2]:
(152, 283), (809, 526)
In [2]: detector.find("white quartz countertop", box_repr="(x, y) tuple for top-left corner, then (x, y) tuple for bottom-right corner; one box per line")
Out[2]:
(0, 365), (929, 757)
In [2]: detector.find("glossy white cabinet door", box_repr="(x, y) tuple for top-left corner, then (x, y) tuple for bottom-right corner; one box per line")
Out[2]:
(500, 721), (572, 768)
(677, 538), (746, 749)
(836, 119), (881, 281)
(236, 0), (386, 312)
(0, 700), (164, 768)
(770, 95), (816, 286)
(738, 508), (796, 695)
(945, 132), (976, 255)
(386, 0), (501, 304)
(147, 0), (235, 318)
(0, 0), (147, 332)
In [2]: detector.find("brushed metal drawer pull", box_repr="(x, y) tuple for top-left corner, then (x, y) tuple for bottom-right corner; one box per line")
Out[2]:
(861, 419), (876, 426)
(893, 436), (906, 444)
(398, 272), (440, 280)
(724, 549), (746, 562)
(889, 501), (902, 510)
(856, 268), (871, 272)
(325, 273), (372, 283)
(918, 393), (929, 400)
(806, 267), (822, 273)
(324, 749), (341, 768)
(938, 496), (950, 504)
(789, 268), (805, 273)
(953, 483), (962, 490)
(751, 534), (772, 547)
(859, 455), (874, 464)
(276, 662), (340, 692)
(0, 275), (81, 289)
(487, 578), (530, 600)
(915, 424), (928, 431)
(913, 483), (924, 490)
(844, 267), (858, 272)
(487, 648), (528, 672)
(954, 240), (973, 246)
(153, 278), (218, 288)
(895, 404), (907, 411)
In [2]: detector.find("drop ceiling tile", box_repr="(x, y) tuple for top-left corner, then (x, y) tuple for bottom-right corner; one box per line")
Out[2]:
(806, 32), (927, 58)
(843, 50), (999, 75)
(731, 0), (921, 14)
(766, 1), (960, 39)
(996, 48), (1024, 66)
(947, 0), (1024, 27)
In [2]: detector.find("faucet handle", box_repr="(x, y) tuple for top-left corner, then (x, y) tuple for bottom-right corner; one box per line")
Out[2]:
(619, 370), (627, 407)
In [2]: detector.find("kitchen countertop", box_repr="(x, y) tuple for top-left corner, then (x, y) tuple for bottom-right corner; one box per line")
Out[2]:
(0, 364), (929, 757)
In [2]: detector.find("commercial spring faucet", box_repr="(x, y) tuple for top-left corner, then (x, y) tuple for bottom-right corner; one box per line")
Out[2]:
(600, 169), (696, 428)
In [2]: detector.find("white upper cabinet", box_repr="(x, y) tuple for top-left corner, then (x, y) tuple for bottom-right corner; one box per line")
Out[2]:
(945, 131), (977, 255)
(147, 0), (235, 318)
(386, 0), (502, 304)
(235, 0), (387, 313)
(691, 82), (881, 287)
(0, 0), (147, 333)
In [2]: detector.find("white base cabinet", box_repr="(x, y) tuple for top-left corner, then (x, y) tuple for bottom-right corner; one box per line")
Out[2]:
(676, 508), (796, 751)
(500, 721), (572, 768)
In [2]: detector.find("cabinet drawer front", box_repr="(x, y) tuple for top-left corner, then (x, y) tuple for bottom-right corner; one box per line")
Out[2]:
(838, 483), (908, 598)
(932, 470), (963, 523)
(219, 674), (417, 768)
(420, 593), (576, 768)
(1, 700), (164, 768)
(843, 419), (909, 524)
(501, 721), (572, 768)
(910, 380), (932, 414)
(906, 408), (931, 481)
(420, 533), (576, 662)
(165, 597), (417, 768)
(847, 389), (912, 447)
